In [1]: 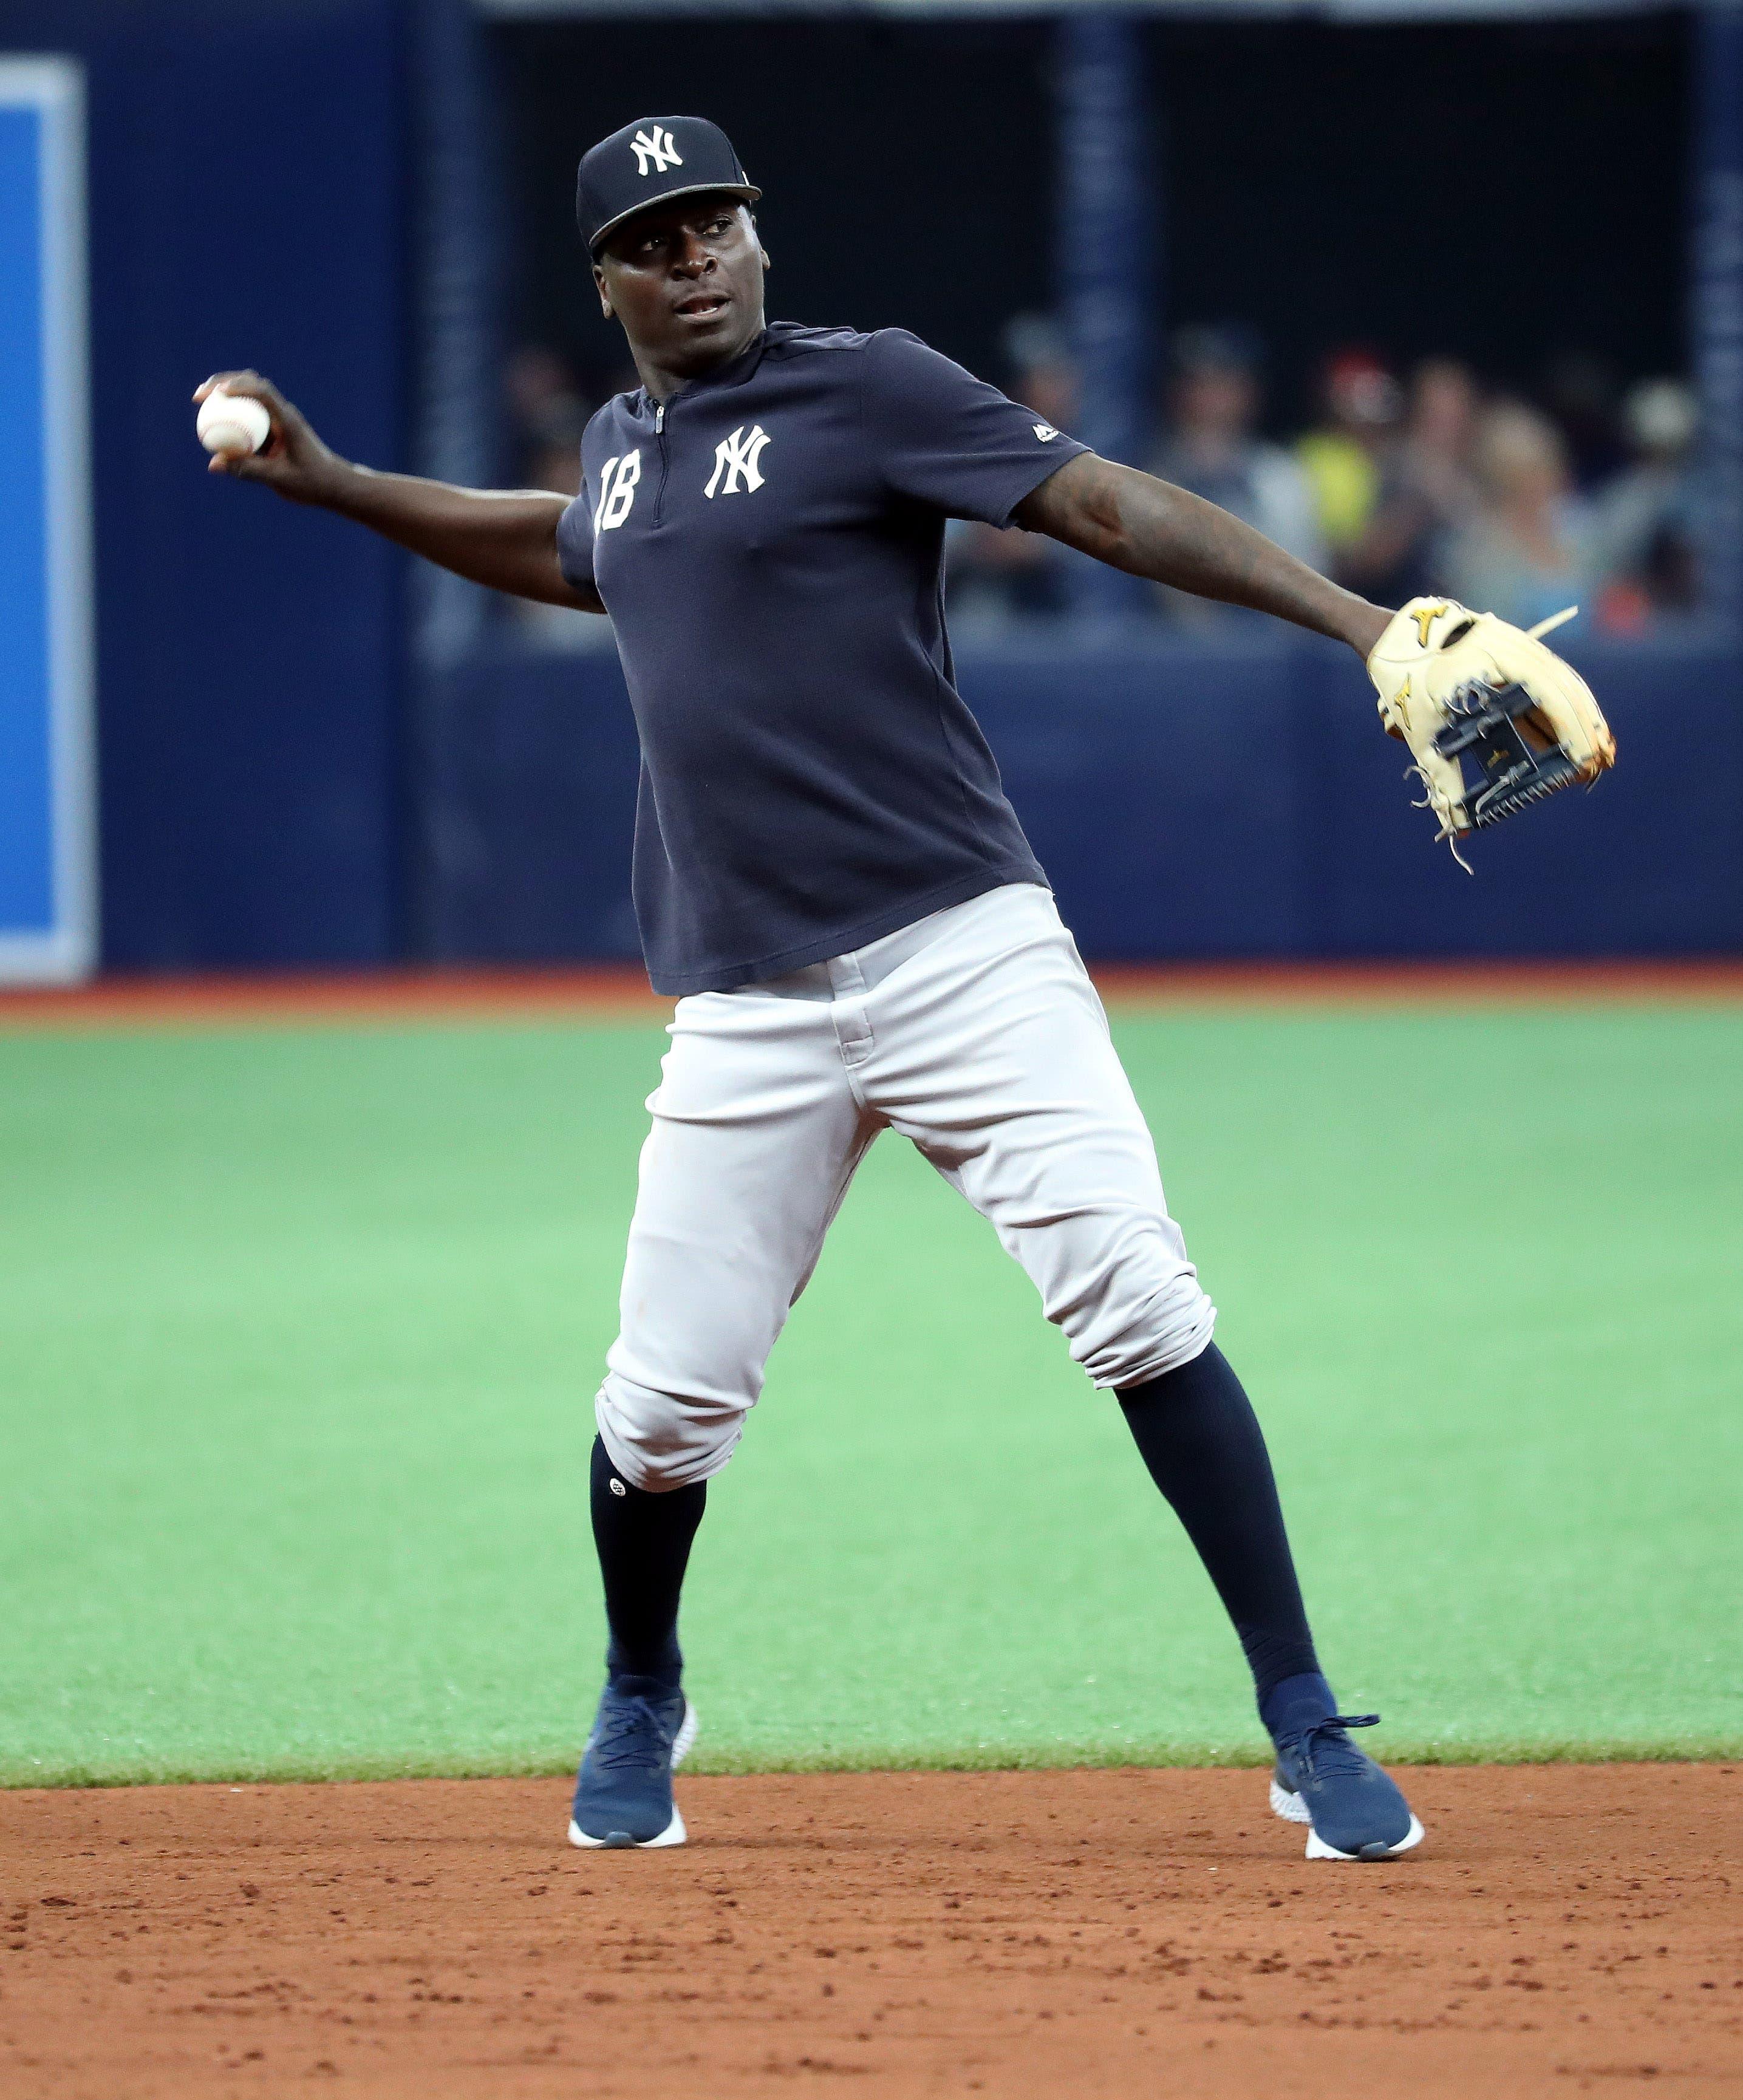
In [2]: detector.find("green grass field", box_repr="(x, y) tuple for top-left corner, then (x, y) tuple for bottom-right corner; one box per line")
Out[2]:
(1, 1000), (1739, 1788)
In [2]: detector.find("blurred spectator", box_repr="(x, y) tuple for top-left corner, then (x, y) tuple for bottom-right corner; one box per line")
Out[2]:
(1002, 313), (1079, 438)
(1589, 378), (1700, 631)
(1295, 350), (1404, 570)
(504, 346), (608, 647)
(1441, 401), (1592, 630)
(1339, 358), (1481, 604)
(947, 315), (1081, 624)
(1540, 350), (1626, 489)
(1149, 324), (1324, 626)
(949, 324), (1696, 639)
(507, 344), (590, 496)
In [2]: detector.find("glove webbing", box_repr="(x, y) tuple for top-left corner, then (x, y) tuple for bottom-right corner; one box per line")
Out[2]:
(1414, 606), (1583, 870)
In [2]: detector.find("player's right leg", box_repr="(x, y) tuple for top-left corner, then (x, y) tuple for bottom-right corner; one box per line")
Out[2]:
(570, 980), (879, 1849)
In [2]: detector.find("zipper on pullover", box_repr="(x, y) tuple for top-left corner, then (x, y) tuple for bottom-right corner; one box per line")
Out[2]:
(652, 400), (669, 526)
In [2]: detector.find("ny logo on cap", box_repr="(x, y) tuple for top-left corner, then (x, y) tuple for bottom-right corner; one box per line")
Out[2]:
(631, 126), (683, 177)
(705, 424), (771, 499)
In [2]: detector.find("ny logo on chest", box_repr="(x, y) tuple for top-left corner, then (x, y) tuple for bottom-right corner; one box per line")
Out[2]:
(705, 424), (771, 498)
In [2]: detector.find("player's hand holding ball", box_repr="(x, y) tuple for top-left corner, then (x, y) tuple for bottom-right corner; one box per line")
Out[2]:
(192, 370), (346, 506)
(196, 388), (271, 459)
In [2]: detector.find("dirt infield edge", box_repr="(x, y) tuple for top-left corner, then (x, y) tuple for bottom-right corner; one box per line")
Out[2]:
(2, 956), (1741, 1031)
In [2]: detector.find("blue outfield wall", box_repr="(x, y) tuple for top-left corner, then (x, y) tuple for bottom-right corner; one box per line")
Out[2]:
(1, 0), (405, 970)
(417, 635), (1743, 965)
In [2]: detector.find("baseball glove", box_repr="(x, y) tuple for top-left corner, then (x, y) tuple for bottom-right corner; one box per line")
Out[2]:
(1366, 598), (1617, 865)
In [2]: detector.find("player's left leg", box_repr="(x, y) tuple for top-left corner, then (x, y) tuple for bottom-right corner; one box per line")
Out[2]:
(859, 883), (1422, 1860)
(1117, 1348), (1422, 1860)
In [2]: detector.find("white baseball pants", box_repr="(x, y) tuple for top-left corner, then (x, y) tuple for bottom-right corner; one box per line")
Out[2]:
(596, 882), (1216, 1491)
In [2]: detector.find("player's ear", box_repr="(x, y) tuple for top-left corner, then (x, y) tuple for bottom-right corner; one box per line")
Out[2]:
(743, 205), (768, 270)
(593, 261), (613, 320)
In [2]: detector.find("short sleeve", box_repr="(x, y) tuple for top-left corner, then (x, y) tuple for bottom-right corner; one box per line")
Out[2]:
(556, 489), (595, 592)
(861, 329), (1090, 528)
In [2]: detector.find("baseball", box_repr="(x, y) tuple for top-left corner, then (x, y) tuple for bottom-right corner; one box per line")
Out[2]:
(196, 390), (273, 457)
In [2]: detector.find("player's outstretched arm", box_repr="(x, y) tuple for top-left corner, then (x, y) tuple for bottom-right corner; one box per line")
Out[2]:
(1015, 452), (1387, 656)
(194, 371), (603, 613)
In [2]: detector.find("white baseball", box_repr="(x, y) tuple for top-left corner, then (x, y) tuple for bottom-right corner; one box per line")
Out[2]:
(197, 390), (273, 457)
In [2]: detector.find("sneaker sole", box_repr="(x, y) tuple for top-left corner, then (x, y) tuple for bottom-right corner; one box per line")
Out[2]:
(567, 1702), (698, 1852)
(1269, 1777), (1425, 1861)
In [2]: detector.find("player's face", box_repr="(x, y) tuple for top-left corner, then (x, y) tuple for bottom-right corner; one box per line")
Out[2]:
(595, 198), (767, 377)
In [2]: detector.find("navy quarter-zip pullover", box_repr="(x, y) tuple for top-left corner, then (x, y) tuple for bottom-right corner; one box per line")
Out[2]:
(556, 322), (1088, 995)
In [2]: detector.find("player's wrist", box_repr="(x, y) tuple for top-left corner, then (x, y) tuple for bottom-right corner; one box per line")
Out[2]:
(1337, 598), (1392, 661)
(312, 455), (376, 514)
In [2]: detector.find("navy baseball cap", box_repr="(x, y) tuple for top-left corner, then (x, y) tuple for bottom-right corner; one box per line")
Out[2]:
(578, 116), (760, 256)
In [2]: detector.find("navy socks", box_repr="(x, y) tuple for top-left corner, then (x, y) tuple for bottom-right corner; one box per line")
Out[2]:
(1117, 1343), (1322, 1720)
(1256, 1669), (1344, 1749)
(588, 1346), (1326, 1730)
(590, 1436), (706, 1691)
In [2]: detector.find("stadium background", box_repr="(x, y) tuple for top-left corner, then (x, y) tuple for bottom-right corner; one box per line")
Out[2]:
(2, 0), (1741, 977)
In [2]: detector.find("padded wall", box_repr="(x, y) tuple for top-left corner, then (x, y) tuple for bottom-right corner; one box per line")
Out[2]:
(417, 636), (1743, 966)
(1, 0), (406, 968)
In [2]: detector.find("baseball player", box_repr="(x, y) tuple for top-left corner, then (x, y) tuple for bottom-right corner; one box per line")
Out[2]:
(197, 114), (1610, 1864)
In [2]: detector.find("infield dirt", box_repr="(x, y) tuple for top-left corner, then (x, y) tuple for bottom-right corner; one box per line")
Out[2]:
(2, 1765), (1739, 2098)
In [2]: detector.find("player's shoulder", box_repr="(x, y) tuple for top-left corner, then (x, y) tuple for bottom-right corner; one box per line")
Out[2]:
(766, 325), (991, 428)
(590, 385), (649, 424)
(762, 320), (875, 361)
(582, 394), (641, 459)
(762, 321), (951, 369)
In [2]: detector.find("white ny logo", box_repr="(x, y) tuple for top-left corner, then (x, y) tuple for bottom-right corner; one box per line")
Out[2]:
(594, 450), (641, 531)
(704, 424), (771, 499)
(630, 127), (683, 177)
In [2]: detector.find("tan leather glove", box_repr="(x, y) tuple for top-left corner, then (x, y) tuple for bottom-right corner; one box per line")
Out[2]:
(1366, 598), (1617, 856)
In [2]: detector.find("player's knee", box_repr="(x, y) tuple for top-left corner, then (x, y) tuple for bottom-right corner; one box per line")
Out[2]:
(595, 1371), (744, 1491)
(1071, 1263), (1216, 1391)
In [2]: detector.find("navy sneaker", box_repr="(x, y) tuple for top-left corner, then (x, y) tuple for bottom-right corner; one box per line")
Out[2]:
(567, 1676), (698, 1850)
(1263, 1674), (1424, 1861)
